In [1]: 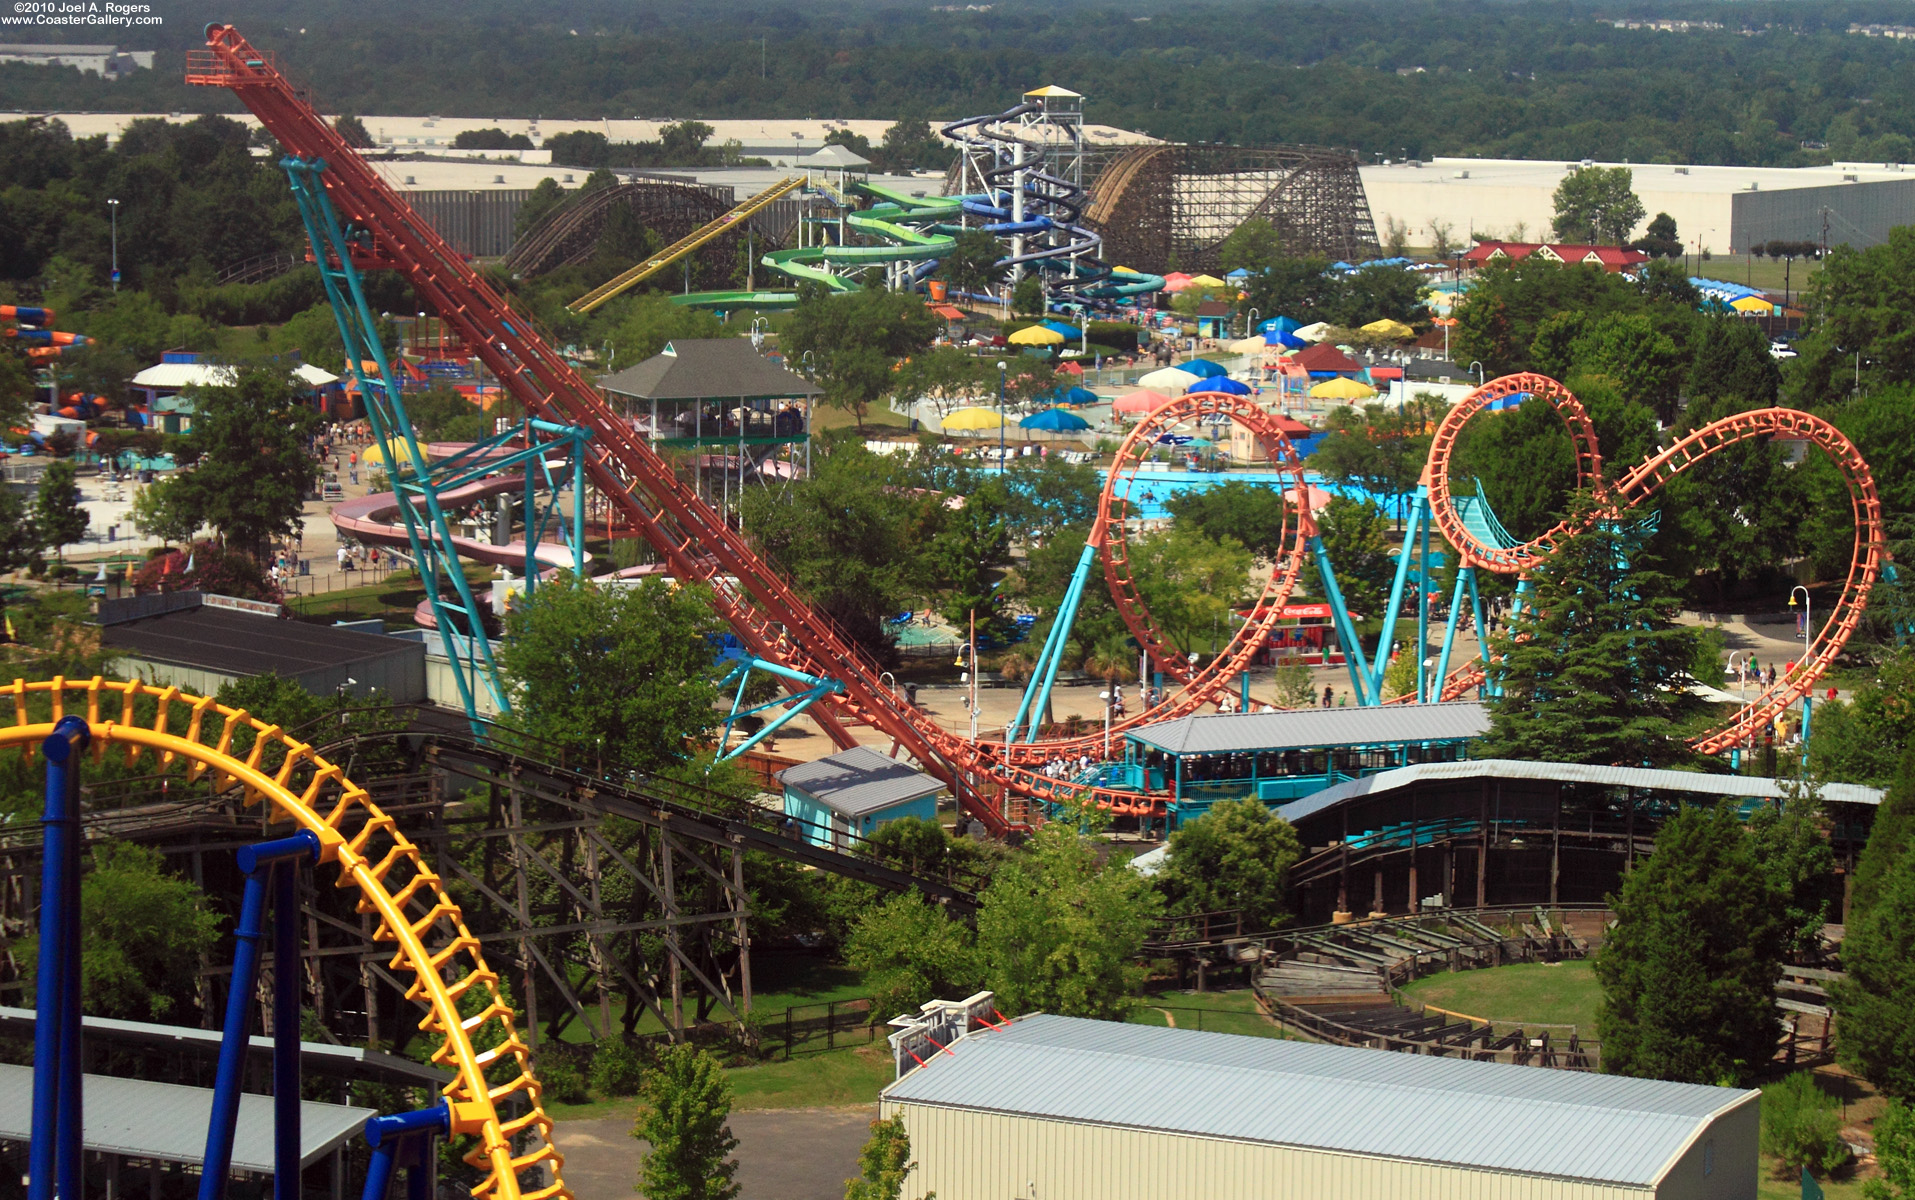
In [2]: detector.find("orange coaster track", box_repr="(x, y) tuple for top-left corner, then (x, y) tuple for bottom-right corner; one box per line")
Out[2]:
(187, 27), (1301, 827)
(1425, 372), (1886, 754)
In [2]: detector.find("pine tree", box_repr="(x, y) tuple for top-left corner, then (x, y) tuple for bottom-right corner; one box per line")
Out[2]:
(1478, 494), (1704, 767)
(633, 1043), (741, 1200)
(1595, 802), (1787, 1085)
(1830, 748), (1915, 1097)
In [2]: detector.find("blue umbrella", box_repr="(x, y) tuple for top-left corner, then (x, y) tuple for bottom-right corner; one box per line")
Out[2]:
(1187, 377), (1252, 395)
(1259, 316), (1301, 334)
(1265, 330), (1306, 349)
(1041, 320), (1082, 340)
(1020, 407), (1094, 432)
(1048, 385), (1098, 406)
(1181, 358), (1231, 379)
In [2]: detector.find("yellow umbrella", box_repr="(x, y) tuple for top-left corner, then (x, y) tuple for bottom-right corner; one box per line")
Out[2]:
(1188, 274), (1227, 288)
(1359, 318), (1416, 339)
(1730, 295), (1773, 314)
(1007, 325), (1065, 346)
(358, 440), (420, 469)
(942, 407), (1008, 430)
(1309, 377), (1378, 400)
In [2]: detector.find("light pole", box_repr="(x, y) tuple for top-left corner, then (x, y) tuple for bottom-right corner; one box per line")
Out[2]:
(1097, 689), (1112, 761)
(1467, 360), (1484, 388)
(1727, 649), (1750, 703)
(1246, 307), (1259, 339)
(1788, 586), (1812, 754)
(749, 317), (767, 352)
(996, 359), (1008, 464)
(106, 198), (120, 292)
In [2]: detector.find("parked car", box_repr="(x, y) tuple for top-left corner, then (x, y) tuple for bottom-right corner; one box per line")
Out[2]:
(1769, 340), (1798, 359)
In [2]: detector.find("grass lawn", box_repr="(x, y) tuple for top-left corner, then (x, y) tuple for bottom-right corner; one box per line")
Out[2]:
(287, 571), (433, 627)
(547, 953), (871, 1044)
(1399, 960), (1601, 1033)
(543, 1041), (891, 1121)
(1130, 988), (1290, 1040)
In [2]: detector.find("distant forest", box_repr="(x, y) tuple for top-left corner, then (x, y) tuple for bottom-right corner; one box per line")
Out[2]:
(9, 0), (1915, 166)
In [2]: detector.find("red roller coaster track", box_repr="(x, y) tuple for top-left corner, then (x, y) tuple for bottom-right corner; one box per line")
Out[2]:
(1425, 372), (1886, 754)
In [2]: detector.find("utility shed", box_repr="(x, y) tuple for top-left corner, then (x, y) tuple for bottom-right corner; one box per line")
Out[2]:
(880, 1014), (1759, 1200)
(778, 747), (942, 850)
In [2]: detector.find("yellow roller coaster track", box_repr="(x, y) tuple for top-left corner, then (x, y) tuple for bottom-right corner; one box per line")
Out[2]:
(1, 676), (568, 1200)
(568, 174), (806, 314)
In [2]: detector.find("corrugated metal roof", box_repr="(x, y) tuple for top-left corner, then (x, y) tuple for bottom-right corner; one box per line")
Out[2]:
(1127, 702), (1489, 756)
(1278, 758), (1885, 824)
(597, 338), (821, 401)
(778, 746), (944, 817)
(0, 1064), (371, 1171)
(883, 1014), (1755, 1187)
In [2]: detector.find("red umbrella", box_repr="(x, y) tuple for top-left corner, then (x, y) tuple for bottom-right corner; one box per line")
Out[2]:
(1112, 390), (1173, 415)
(1055, 361), (1084, 375)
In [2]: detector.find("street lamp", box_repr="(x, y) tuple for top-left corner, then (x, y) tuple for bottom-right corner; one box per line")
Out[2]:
(1246, 307), (1260, 339)
(996, 359), (1008, 464)
(1467, 360), (1484, 388)
(106, 198), (120, 292)
(1727, 649), (1751, 703)
(1787, 587), (1812, 677)
(1097, 689), (1113, 761)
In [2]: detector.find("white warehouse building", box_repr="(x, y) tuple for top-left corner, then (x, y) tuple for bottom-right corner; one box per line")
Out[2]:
(881, 1009), (1760, 1200)
(1363, 156), (1915, 255)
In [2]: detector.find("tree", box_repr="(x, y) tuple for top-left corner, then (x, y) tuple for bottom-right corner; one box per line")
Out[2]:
(875, 118), (953, 172)
(1011, 274), (1046, 317)
(33, 459), (88, 565)
(1551, 165), (1645, 244)
(936, 228), (1001, 298)
(1633, 212), (1682, 258)
(657, 120), (717, 165)
(0, 489), (40, 589)
(1595, 802), (1786, 1086)
(1868, 1100), (1915, 1200)
(1241, 257), (1338, 324)
(1789, 229), (1915, 403)
(452, 127), (534, 151)
(998, 454), (1100, 544)
(1126, 526), (1254, 659)
(1310, 403), (1431, 503)
(1829, 748), (1915, 1097)
(0, 350), (34, 432)
(1216, 218), (1282, 274)
(927, 483), (1011, 634)
(497, 576), (725, 775)
(607, 295), (727, 369)
(1477, 497), (1705, 768)
(513, 177), (568, 240)
(1166, 479), (1291, 564)
(20, 842), (222, 1022)
(1747, 783), (1835, 958)
(846, 892), (982, 1019)
(633, 1043), (741, 1200)
(1154, 798), (1303, 930)
(128, 476), (201, 548)
(1760, 1072), (1854, 1180)
(1809, 653), (1915, 787)
(167, 365), (319, 559)
(783, 287), (939, 430)
(843, 1116), (921, 1200)
(334, 113), (373, 149)
(975, 800), (1161, 1019)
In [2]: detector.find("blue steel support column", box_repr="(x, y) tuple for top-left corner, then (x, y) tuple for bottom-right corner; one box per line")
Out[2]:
(573, 431), (587, 580)
(524, 432), (537, 590)
(1417, 500), (1431, 702)
(1801, 695), (1813, 764)
(31, 714), (89, 1200)
(1013, 539), (1096, 742)
(359, 1105), (451, 1200)
(1431, 568), (1471, 701)
(1368, 489), (1425, 701)
(1310, 535), (1373, 705)
(200, 831), (321, 1200)
(273, 859), (302, 1200)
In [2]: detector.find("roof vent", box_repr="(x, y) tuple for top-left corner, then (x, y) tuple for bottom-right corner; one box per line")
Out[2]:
(404, 175), (417, 185)
(1844, 173), (1859, 182)
(563, 174), (575, 183)
(1453, 170), (1469, 179)
(1674, 166), (1689, 174)
(494, 174), (507, 184)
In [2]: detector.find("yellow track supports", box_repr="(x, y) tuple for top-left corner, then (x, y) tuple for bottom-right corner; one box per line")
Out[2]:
(1, 677), (569, 1200)
(568, 175), (807, 314)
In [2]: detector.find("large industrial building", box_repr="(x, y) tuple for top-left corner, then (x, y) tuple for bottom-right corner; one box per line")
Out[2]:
(882, 1012), (1761, 1200)
(1364, 156), (1915, 254)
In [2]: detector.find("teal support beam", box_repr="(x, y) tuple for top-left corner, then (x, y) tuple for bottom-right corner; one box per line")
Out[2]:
(1417, 496), (1431, 702)
(1310, 535), (1374, 705)
(1431, 567), (1470, 700)
(1368, 489), (1427, 701)
(1014, 538), (1097, 743)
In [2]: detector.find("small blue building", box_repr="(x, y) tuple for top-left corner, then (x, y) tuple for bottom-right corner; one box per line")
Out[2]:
(778, 747), (944, 850)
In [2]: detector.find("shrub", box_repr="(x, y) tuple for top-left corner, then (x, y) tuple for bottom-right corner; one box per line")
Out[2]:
(590, 1037), (648, 1098)
(536, 1058), (591, 1106)
(1761, 1072), (1854, 1179)
(1087, 321), (1140, 352)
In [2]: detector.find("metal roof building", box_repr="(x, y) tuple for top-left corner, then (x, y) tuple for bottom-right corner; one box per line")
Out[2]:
(778, 746), (944, 851)
(881, 1013), (1759, 1200)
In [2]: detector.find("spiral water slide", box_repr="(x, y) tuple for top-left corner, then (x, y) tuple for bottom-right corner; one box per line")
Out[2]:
(187, 26), (1272, 828)
(3, 678), (565, 1200)
(1421, 373), (1887, 751)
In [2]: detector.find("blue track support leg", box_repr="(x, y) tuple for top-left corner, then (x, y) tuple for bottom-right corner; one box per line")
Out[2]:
(273, 860), (301, 1200)
(1015, 539), (1096, 742)
(1801, 695), (1813, 765)
(1310, 536), (1373, 705)
(361, 1105), (451, 1200)
(1432, 569), (1470, 700)
(31, 714), (88, 1200)
(1369, 490), (1426, 700)
(200, 832), (320, 1200)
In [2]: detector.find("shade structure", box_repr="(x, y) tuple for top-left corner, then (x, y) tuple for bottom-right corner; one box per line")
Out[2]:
(1138, 366), (1202, 392)
(357, 440), (418, 469)
(1181, 358), (1232, 378)
(1055, 360), (1084, 374)
(1229, 335), (1272, 353)
(1294, 321), (1334, 343)
(942, 406), (1009, 430)
(1047, 385), (1099, 406)
(1112, 390), (1174, 416)
(1020, 407), (1094, 432)
(1187, 376), (1253, 395)
(1188, 274), (1227, 288)
(1041, 320), (1082, 339)
(1259, 316), (1301, 334)
(1265, 329), (1307, 349)
(1309, 376), (1377, 400)
(1360, 318), (1416, 339)
(1007, 325), (1065, 346)
(1730, 295), (1774, 313)
(1161, 272), (1194, 292)
(1284, 484), (1334, 513)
